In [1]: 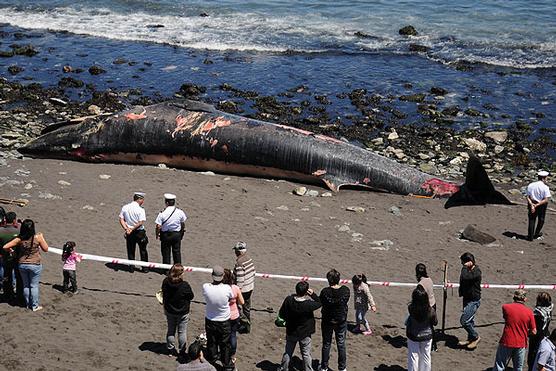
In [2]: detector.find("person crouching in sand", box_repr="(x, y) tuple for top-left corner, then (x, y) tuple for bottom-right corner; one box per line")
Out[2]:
(61, 241), (82, 294)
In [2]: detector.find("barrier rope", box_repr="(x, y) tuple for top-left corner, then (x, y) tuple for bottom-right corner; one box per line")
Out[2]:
(49, 247), (556, 291)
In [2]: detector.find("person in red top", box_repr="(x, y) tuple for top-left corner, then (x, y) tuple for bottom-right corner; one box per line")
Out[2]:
(494, 289), (537, 371)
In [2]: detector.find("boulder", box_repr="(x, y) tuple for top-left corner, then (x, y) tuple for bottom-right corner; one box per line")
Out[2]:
(430, 86), (448, 96)
(485, 131), (508, 143)
(409, 44), (429, 53)
(461, 224), (496, 245)
(399, 25), (418, 36)
(463, 138), (487, 152)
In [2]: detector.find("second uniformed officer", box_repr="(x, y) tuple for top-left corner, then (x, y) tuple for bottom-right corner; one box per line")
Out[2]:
(155, 193), (187, 265)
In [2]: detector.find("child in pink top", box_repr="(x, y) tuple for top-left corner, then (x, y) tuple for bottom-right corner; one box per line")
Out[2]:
(61, 241), (82, 294)
(223, 269), (244, 363)
(352, 273), (377, 335)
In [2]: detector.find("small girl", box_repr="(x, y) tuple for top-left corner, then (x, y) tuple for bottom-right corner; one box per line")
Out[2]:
(352, 274), (377, 335)
(61, 241), (82, 294)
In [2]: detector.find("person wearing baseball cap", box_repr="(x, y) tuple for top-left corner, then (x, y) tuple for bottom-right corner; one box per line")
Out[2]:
(233, 241), (256, 325)
(202, 265), (234, 370)
(493, 289), (536, 371)
(119, 192), (149, 272)
(155, 193), (187, 265)
(526, 170), (551, 241)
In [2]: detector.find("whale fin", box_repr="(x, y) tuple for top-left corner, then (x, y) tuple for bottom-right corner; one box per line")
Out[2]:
(444, 154), (513, 208)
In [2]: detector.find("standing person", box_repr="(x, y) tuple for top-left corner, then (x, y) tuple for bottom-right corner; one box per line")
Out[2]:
(119, 192), (149, 272)
(61, 241), (82, 294)
(278, 281), (321, 371)
(319, 269), (350, 371)
(493, 290), (537, 371)
(222, 268), (244, 364)
(232, 242), (255, 324)
(526, 170), (551, 241)
(162, 264), (194, 357)
(155, 193), (187, 265)
(406, 285), (437, 371)
(528, 293), (553, 371)
(415, 263), (437, 351)
(532, 329), (556, 371)
(202, 265), (234, 371)
(2, 219), (48, 311)
(351, 273), (376, 335)
(0, 211), (22, 302)
(457, 252), (482, 350)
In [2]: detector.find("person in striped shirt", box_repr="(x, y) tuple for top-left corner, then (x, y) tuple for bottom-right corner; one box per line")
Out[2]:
(233, 241), (255, 323)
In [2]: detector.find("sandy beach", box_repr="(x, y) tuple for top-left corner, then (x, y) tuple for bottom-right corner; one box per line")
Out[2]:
(0, 157), (554, 371)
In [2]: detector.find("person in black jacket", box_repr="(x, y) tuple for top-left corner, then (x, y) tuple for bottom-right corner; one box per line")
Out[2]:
(457, 252), (482, 350)
(406, 285), (437, 371)
(278, 281), (321, 371)
(162, 264), (194, 356)
(319, 269), (350, 371)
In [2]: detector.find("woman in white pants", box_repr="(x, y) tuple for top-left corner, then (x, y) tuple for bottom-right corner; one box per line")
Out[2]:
(406, 285), (438, 371)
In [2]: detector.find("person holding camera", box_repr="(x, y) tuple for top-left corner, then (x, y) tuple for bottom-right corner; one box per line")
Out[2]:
(278, 281), (321, 371)
(155, 193), (187, 265)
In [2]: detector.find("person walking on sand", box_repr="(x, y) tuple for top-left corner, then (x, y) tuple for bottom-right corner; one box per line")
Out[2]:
(202, 265), (234, 371)
(528, 292), (553, 371)
(3, 219), (48, 311)
(416, 263), (437, 351)
(319, 269), (350, 371)
(278, 281), (321, 371)
(531, 329), (556, 371)
(119, 192), (149, 272)
(155, 193), (187, 265)
(351, 273), (376, 335)
(162, 264), (194, 357)
(406, 285), (437, 371)
(493, 289), (536, 371)
(526, 170), (551, 241)
(457, 252), (482, 350)
(232, 241), (255, 324)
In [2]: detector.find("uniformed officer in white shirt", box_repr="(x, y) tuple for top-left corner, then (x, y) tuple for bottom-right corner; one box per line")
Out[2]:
(526, 170), (551, 241)
(155, 193), (187, 264)
(119, 192), (149, 272)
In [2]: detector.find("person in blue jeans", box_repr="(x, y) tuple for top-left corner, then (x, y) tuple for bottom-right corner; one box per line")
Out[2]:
(457, 252), (482, 350)
(3, 219), (49, 311)
(319, 269), (350, 371)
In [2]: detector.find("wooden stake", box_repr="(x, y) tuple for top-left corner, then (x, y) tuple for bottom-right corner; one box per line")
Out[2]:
(441, 260), (448, 334)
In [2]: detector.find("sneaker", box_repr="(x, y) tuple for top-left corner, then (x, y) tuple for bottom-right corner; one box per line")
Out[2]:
(466, 337), (481, 350)
(32, 305), (43, 312)
(457, 339), (470, 347)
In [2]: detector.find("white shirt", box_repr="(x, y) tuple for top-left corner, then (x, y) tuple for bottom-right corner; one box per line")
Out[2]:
(155, 206), (187, 232)
(202, 283), (233, 321)
(119, 201), (146, 230)
(527, 180), (551, 203)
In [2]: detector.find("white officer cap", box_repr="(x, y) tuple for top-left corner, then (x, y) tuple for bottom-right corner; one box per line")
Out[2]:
(164, 193), (176, 200)
(538, 170), (549, 177)
(134, 192), (145, 198)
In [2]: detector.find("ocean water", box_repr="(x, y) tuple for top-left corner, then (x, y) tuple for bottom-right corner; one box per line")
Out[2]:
(0, 0), (554, 68)
(0, 0), (555, 156)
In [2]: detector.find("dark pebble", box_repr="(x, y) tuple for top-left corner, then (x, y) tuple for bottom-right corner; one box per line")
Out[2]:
(399, 25), (418, 36)
(430, 86), (447, 95)
(8, 65), (24, 75)
(58, 76), (85, 88)
(399, 93), (425, 103)
(89, 65), (106, 75)
(408, 44), (429, 53)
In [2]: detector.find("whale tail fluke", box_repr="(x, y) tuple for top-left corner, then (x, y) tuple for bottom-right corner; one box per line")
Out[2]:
(444, 155), (513, 208)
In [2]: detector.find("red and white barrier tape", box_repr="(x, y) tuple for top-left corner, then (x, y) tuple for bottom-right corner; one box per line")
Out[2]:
(49, 248), (556, 290)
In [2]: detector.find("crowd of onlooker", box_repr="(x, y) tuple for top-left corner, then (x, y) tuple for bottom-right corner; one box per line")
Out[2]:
(1, 204), (554, 371)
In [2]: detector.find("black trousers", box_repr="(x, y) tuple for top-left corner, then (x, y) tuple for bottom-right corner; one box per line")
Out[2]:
(126, 229), (149, 262)
(205, 318), (234, 371)
(63, 269), (77, 292)
(160, 231), (182, 265)
(528, 203), (547, 240)
(242, 290), (253, 321)
(2, 258), (24, 303)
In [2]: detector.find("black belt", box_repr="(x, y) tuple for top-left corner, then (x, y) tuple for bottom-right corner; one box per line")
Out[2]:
(160, 231), (180, 234)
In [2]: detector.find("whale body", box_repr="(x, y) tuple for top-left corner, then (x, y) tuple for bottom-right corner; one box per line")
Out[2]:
(19, 100), (512, 208)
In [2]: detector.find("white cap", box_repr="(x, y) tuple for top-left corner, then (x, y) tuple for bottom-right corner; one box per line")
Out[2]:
(538, 170), (549, 177)
(164, 193), (176, 200)
(134, 192), (145, 198)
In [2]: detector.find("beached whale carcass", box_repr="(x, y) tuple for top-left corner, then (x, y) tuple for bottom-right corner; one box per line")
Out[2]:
(19, 100), (511, 208)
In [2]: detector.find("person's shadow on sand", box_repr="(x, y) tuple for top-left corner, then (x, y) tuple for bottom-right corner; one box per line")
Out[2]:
(375, 365), (406, 371)
(502, 231), (529, 241)
(381, 334), (407, 348)
(139, 341), (172, 356)
(256, 358), (319, 371)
